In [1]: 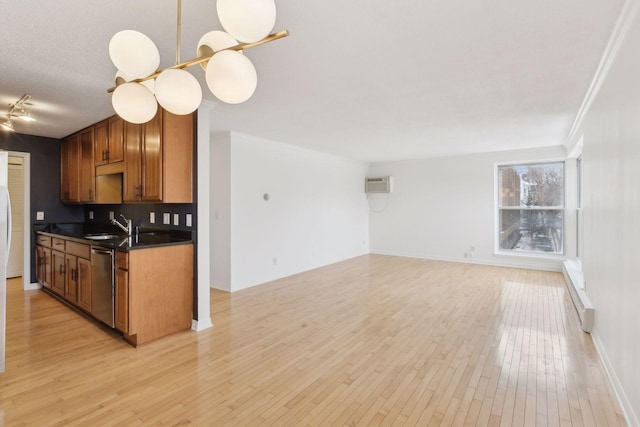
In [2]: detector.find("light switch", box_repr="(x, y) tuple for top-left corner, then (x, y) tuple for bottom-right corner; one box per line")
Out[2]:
(173, 214), (179, 226)
(163, 213), (170, 224)
(150, 212), (155, 224)
(109, 211), (115, 220)
(36, 211), (45, 221)
(89, 211), (94, 220)
(186, 213), (192, 227)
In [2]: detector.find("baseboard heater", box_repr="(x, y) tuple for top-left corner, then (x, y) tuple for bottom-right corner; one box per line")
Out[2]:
(562, 260), (594, 333)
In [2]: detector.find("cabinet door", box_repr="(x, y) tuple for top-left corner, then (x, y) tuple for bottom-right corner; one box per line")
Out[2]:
(114, 267), (129, 333)
(94, 119), (109, 166)
(43, 247), (52, 289)
(123, 121), (142, 202)
(141, 109), (162, 201)
(35, 246), (45, 286)
(51, 250), (66, 296)
(79, 127), (95, 202)
(60, 136), (81, 203)
(77, 258), (92, 312)
(65, 255), (78, 303)
(108, 115), (125, 163)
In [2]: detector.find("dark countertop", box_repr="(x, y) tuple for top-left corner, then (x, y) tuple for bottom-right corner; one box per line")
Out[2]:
(35, 223), (193, 251)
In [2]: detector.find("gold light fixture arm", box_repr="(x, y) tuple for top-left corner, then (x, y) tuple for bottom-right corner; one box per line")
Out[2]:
(107, 30), (289, 93)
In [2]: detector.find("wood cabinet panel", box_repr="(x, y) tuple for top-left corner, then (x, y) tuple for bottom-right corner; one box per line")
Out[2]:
(141, 109), (162, 201)
(79, 127), (95, 202)
(51, 250), (66, 296)
(60, 134), (80, 203)
(35, 246), (52, 289)
(115, 264), (129, 334)
(162, 111), (193, 203)
(65, 254), (79, 303)
(123, 121), (143, 202)
(108, 115), (125, 163)
(77, 257), (92, 312)
(94, 118), (109, 166)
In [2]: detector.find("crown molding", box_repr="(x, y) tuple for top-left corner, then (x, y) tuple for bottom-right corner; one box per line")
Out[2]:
(566, 0), (640, 150)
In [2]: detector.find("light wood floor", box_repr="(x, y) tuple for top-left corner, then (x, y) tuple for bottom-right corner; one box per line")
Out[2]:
(1, 255), (625, 426)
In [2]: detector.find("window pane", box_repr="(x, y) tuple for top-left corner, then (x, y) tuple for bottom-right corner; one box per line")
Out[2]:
(499, 209), (563, 253)
(498, 162), (564, 207)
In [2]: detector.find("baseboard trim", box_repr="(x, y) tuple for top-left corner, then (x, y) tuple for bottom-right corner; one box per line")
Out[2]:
(591, 327), (639, 427)
(191, 318), (214, 332)
(24, 282), (42, 291)
(370, 251), (562, 272)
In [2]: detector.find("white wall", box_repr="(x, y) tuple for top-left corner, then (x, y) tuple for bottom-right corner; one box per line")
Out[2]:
(211, 132), (232, 291)
(369, 146), (567, 271)
(212, 131), (370, 291)
(572, 6), (640, 424)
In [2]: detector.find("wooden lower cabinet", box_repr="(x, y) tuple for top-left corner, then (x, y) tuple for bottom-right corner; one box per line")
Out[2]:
(115, 244), (193, 346)
(35, 246), (52, 289)
(37, 235), (91, 313)
(51, 250), (66, 296)
(114, 266), (129, 333)
(77, 258), (92, 312)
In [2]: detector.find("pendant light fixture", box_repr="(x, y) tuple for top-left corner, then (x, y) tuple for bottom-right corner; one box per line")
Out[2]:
(108, 0), (288, 124)
(1, 94), (36, 132)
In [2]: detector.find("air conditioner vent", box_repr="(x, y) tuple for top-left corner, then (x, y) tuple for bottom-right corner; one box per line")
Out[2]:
(365, 176), (393, 193)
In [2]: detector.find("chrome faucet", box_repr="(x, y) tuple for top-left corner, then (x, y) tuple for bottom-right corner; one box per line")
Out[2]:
(111, 214), (133, 235)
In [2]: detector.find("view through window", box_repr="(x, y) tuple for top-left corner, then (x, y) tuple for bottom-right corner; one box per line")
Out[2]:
(497, 162), (564, 254)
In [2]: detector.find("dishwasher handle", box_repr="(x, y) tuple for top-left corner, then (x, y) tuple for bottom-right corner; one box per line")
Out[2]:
(91, 248), (113, 256)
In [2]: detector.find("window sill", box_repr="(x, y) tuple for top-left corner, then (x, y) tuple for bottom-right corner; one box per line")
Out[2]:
(494, 250), (566, 260)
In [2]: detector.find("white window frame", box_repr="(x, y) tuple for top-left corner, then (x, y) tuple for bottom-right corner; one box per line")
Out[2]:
(494, 159), (566, 257)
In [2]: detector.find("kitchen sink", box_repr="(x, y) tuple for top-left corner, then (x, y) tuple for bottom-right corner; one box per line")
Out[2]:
(83, 234), (125, 240)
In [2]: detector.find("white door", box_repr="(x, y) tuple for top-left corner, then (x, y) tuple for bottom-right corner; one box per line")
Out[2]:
(7, 157), (23, 278)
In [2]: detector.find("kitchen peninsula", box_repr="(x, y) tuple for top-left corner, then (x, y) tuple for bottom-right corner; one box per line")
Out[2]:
(35, 223), (193, 346)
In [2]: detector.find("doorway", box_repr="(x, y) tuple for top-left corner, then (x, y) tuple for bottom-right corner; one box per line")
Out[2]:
(7, 151), (30, 289)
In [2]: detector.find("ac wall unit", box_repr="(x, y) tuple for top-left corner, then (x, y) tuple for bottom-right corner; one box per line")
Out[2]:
(365, 176), (393, 193)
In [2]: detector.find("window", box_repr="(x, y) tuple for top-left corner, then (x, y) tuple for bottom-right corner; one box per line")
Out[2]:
(497, 161), (565, 254)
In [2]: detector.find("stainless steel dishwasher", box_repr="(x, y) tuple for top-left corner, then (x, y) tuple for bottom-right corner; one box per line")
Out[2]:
(91, 246), (115, 327)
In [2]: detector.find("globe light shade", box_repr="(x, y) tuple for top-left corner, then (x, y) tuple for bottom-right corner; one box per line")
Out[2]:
(216, 0), (276, 43)
(206, 50), (257, 104)
(154, 69), (203, 115)
(196, 30), (239, 70)
(115, 70), (155, 93)
(109, 30), (160, 79)
(112, 82), (158, 124)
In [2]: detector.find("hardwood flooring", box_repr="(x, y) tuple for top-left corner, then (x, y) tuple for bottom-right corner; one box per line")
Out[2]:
(0, 255), (626, 426)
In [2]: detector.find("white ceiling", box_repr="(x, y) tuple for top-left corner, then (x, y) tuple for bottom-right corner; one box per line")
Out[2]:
(0, 0), (624, 162)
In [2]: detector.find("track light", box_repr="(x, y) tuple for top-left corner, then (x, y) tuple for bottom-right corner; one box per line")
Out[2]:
(0, 119), (14, 132)
(2, 94), (36, 131)
(108, 0), (288, 124)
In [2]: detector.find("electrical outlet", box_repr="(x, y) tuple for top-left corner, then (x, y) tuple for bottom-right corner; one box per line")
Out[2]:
(173, 213), (179, 226)
(89, 211), (94, 220)
(109, 211), (115, 220)
(273, 257), (278, 266)
(470, 245), (475, 252)
(163, 213), (170, 224)
(36, 211), (45, 221)
(150, 212), (155, 224)
(186, 213), (192, 227)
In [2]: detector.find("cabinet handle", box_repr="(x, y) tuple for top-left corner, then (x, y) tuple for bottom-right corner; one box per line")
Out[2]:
(89, 189), (93, 201)
(59, 263), (65, 275)
(105, 149), (110, 161)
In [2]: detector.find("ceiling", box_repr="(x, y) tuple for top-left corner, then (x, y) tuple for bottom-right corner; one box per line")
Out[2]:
(0, 0), (624, 162)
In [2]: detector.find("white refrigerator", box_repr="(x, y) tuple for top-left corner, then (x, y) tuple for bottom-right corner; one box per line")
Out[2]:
(0, 151), (11, 373)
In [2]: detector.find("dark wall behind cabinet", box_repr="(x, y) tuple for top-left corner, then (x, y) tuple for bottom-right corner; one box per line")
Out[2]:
(1, 132), (84, 283)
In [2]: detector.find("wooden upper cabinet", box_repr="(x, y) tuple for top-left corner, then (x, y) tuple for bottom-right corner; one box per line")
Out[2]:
(79, 127), (95, 202)
(141, 109), (163, 201)
(94, 119), (109, 166)
(108, 115), (125, 163)
(123, 108), (192, 203)
(60, 134), (80, 203)
(123, 121), (143, 202)
(162, 110), (193, 203)
(95, 116), (125, 166)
